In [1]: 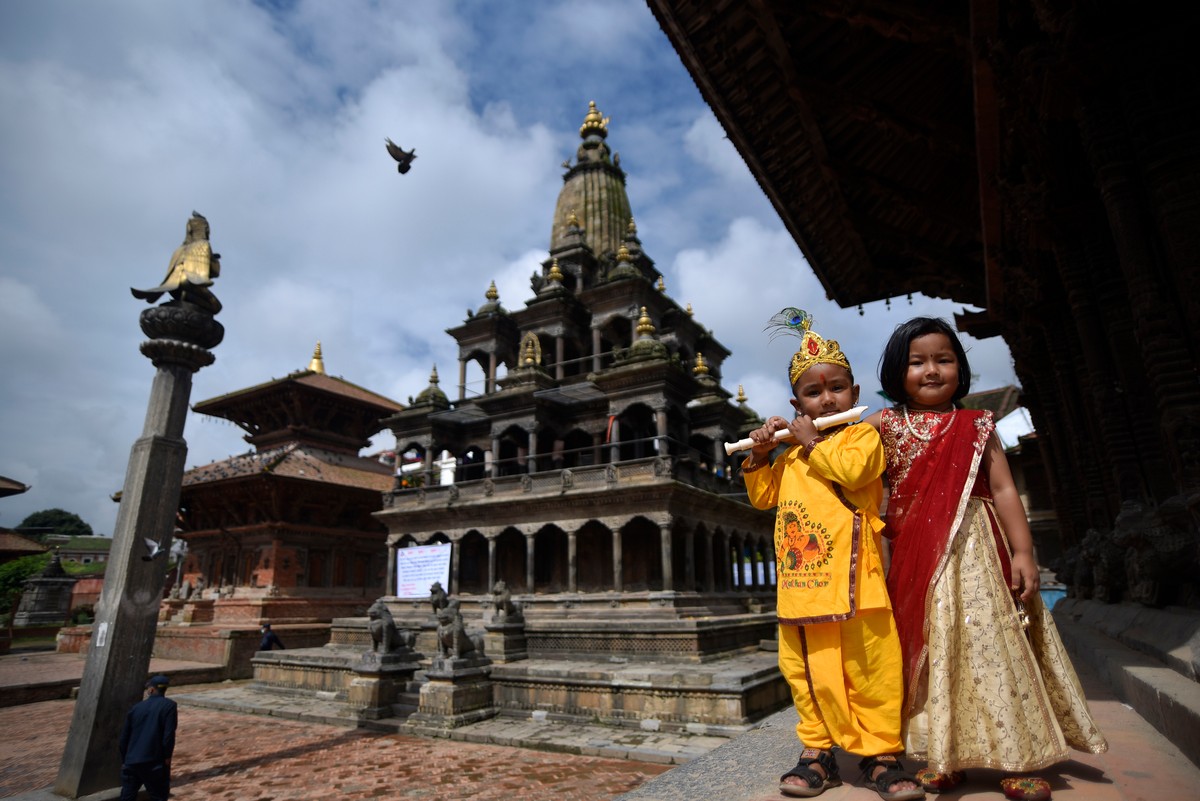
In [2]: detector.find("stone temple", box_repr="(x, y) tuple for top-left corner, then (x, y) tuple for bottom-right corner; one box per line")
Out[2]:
(251, 102), (790, 734)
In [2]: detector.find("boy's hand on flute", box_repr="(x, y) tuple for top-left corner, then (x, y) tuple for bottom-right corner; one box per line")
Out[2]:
(747, 416), (788, 466)
(785, 412), (819, 448)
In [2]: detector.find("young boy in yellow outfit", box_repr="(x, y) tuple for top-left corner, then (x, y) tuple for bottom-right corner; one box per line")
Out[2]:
(743, 309), (922, 800)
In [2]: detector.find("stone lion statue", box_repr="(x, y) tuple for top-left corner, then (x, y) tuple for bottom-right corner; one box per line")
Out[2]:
(491, 580), (522, 623)
(429, 581), (449, 616)
(435, 599), (484, 659)
(367, 598), (405, 653)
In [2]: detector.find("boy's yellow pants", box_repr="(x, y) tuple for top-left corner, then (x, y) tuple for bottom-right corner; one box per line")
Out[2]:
(777, 608), (904, 755)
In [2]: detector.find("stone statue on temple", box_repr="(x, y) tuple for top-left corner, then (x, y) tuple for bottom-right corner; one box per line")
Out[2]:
(367, 598), (397, 653)
(489, 580), (522, 624)
(435, 599), (484, 659)
(132, 211), (222, 313)
(429, 581), (448, 616)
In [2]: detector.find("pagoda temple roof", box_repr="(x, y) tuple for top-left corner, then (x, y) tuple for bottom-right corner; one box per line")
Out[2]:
(0, 475), (31, 498)
(182, 442), (392, 492)
(194, 369), (403, 416)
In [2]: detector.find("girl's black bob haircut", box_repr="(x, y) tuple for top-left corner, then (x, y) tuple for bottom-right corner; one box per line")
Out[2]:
(878, 317), (972, 405)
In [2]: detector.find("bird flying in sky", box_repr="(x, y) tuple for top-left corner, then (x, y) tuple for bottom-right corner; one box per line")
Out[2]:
(142, 537), (167, 561)
(385, 138), (416, 174)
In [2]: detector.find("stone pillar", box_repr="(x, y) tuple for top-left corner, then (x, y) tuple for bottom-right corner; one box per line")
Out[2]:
(386, 543), (398, 596)
(592, 326), (602, 373)
(567, 532), (577, 593)
(660, 523), (673, 591)
(487, 537), (496, 591)
(684, 529), (696, 592)
(449, 540), (461, 596)
(527, 427), (538, 474)
(525, 532), (535, 592)
(655, 406), (668, 455)
(487, 351), (497, 394)
(704, 531), (716, 592)
(609, 418), (620, 464)
(612, 529), (623, 592)
(458, 358), (467, 401)
(555, 336), (564, 381)
(56, 240), (223, 799)
(423, 447), (434, 488)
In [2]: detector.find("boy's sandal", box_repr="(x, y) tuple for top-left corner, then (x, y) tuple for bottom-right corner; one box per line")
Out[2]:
(780, 747), (842, 797)
(858, 754), (926, 801)
(915, 769), (966, 793)
(1000, 776), (1052, 801)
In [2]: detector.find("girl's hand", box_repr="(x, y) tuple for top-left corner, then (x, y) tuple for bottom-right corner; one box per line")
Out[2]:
(1011, 551), (1040, 602)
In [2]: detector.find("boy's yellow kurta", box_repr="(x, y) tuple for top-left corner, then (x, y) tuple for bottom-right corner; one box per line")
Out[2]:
(744, 422), (903, 754)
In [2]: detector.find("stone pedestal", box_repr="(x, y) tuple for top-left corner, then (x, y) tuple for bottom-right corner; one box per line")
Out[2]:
(408, 655), (496, 729)
(348, 649), (422, 720)
(483, 620), (528, 663)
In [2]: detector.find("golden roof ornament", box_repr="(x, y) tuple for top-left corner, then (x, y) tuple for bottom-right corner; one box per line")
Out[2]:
(686, 303), (694, 316)
(657, 275), (666, 292)
(307, 341), (326, 374)
(616, 244), (632, 263)
(485, 281), (499, 301)
(737, 385), (748, 404)
(693, 353), (709, 376)
(547, 259), (564, 283)
(636, 306), (655, 337)
(627, 217), (638, 235)
(566, 209), (581, 230)
(429, 365), (440, 385)
(579, 101), (610, 138)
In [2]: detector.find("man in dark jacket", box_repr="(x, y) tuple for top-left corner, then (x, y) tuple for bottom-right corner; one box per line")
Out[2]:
(258, 622), (285, 651)
(119, 674), (177, 801)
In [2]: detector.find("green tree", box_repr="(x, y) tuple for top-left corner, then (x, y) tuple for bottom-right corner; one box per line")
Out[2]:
(0, 552), (51, 616)
(17, 508), (93, 540)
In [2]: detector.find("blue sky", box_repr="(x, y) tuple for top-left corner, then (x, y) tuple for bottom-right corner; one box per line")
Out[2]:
(0, 0), (1016, 536)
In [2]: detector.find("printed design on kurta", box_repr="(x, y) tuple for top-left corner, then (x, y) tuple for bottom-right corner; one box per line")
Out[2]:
(775, 499), (835, 590)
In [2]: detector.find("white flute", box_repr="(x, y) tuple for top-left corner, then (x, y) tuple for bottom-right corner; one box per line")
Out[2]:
(723, 405), (869, 455)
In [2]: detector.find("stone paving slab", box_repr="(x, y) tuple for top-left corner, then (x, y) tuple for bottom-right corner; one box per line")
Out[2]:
(0, 696), (671, 801)
(616, 649), (1200, 801)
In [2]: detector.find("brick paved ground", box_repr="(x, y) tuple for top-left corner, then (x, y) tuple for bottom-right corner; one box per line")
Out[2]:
(0, 696), (670, 800)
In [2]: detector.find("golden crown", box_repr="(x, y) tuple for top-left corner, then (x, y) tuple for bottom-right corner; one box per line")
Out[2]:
(766, 308), (851, 386)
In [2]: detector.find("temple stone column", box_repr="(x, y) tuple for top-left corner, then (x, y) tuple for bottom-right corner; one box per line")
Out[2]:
(527, 427), (538, 474)
(684, 529), (696, 591)
(458, 358), (467, 401)
(487, 351), (497, 394)
(56, 213), (223, 799)
(487, 537), (496, 590)
(608, 418), (621, 463)
(450, 540), (461, 596)
(655, 405), (668, 455)
(659, 523), (673, 591)
(525, 531), (535, 592)
(555, 336), (565, 381)
(592, 326), (602, 373)
(567, 532), (578, 593)
(612, 529), (623, 592)
(704, 531), (716, 592)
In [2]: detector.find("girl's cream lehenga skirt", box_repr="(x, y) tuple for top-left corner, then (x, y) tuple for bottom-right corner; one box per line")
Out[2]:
(904, 499), (1108, 772)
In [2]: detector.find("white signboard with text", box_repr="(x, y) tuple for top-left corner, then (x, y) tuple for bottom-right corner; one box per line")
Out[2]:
(395, 543), (452, 599)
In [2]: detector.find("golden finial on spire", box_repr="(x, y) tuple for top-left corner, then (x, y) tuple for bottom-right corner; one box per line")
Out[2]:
(485, 281), (499, 301)
(616, 244), (632, 262)
(693, 353), (709, 376)
(579, 100), (610, 138)
(627, 217), (638, 235)
(636, 306), (655, 337)
(566, 209), (581, 229)
(548, 258), (564, 283)
(686, 303), (694, 316)
(657, 275), (666, 292)
(429, 365), (440, 384)
(307, 341), (326, 374)
(737, 385), (748, 404)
